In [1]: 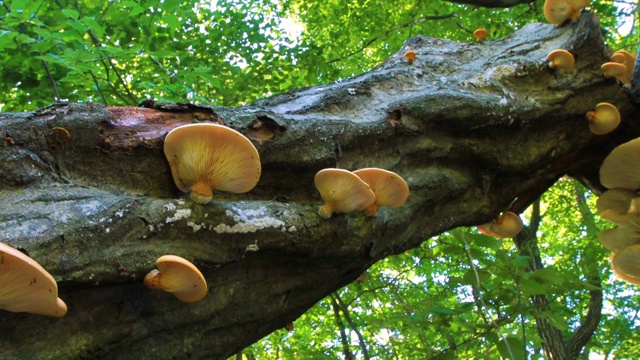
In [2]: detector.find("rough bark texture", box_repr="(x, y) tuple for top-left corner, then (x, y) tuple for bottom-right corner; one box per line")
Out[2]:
(0, 12), (638, 359)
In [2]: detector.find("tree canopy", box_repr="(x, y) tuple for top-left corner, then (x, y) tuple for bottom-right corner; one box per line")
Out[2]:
(1, 0), (639, 359)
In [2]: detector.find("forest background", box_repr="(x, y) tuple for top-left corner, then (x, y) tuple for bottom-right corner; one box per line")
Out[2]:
(0, 0), (639, 359)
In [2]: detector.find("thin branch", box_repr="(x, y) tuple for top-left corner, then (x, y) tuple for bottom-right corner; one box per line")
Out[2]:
(333, 292), (371, 360)
(331, 295), (355, 360)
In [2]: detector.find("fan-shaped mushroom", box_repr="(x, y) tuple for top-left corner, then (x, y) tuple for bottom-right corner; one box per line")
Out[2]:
(477, 211), (523, 238)
(547, 49), (575, 70)
(144, 255), (207, 303)
(611, 245), (640, 285)
(163, 123), (261, 204)
(404, 50), (416, 65)
(0, 242), (67, 317)
(586, 102), (620, 135)
(543, 0), (590, 26)
(599, 138), (640, 190)
(314, 168), (375, 219)
(601, 62), (631, 86)
(353, 168), (409, 216)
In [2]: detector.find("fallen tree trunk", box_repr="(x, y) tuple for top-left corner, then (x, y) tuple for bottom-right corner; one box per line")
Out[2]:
(0, 12), (637, 359)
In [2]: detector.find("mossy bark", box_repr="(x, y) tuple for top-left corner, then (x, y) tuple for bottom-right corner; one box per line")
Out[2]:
(0, 12), (638, 359)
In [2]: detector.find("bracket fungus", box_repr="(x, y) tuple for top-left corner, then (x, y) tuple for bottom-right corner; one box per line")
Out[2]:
(543, 0), (590, 26)
(314, 168), (375, 219)
(353, 168), (409, 216)
(0, 242), (67, 317)
(477, 211), (523, 238)
(601, 62), (631, 86)
(473, 29), (488, 43)
(547, 49), (575, 70)
(163, 123), (261, 204)
(585, 102), (620, 135)
(611, 245), (640, 285)
(599, 137), (640, 191)
(144, 255), (207, 303)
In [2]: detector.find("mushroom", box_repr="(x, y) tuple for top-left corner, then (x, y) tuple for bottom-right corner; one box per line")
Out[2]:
(611, 244), (640, 285)
(477, 211), (523, 238)
(163, 123), (261, 204)
(600, 138), (640, 190)
(144, 255), (207, 303)
(547, 49), (575, 70)
(404, 50), (416, 65)
(585, 102), (620, 135)
(314, 168), (376, 219)
(601, 62), (631, 86)
(543, 0), (590, 26)
(473, 29), (488, 43)
(353, 168), (409, 216)
(598, 227), (640, 253)
(597, 188), (636, 214)
(0, 242), (67, 317)
(611, 49), (635, 79)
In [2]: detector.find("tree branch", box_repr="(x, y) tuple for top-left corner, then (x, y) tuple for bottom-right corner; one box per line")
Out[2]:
(331, 295), (355, 360)
(333, 292), (371, 360)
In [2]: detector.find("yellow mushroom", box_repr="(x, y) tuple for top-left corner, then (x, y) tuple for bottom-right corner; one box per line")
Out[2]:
(163, 123), (261, 204)
(543, 0), (590, 26)
(477, 211), (523, 238)
(352, 168), (409, 216)
(585, 102), (620, 135)
(599, 138), (640, 191)
(404, 50), (416, 65)
(314, 168), (375, 219)
(0, 243), (67, 317)
(547, 49), (575, 70)
(473, 29), (488, 43)
(601, 62), (631, 86)
(144, 255), (207, 303)
(611, 244), (640, 285)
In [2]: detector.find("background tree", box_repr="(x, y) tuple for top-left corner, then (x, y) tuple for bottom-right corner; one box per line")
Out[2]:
(0, 0), (639, 359)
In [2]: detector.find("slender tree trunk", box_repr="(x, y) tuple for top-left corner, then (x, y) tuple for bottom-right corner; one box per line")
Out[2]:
(0, 12), (637, 359)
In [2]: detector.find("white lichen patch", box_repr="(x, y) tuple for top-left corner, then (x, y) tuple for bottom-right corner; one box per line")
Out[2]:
(187, 221), (206, 232)
(165, 208), (192, 223)
(213, 206), (290, 234)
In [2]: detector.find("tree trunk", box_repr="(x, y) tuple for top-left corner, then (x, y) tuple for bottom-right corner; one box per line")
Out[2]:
(0, 12), (637, 359)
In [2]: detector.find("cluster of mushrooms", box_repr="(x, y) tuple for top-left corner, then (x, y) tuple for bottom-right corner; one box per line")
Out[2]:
(597, 139), (640, 285)
(2, 0), (638, 319)
(0, 123), (410, 317)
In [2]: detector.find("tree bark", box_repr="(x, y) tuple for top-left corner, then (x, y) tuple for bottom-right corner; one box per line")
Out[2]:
(0, 12), (637, 359)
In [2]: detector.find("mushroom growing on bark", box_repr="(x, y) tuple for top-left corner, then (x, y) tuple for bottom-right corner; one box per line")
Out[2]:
(601, 62), (631, 86)
(144, 255), (207, 303)
(599, 138), (640, 191)
(314, 168), (375, 219)
(163, 123), (261, 204)
(547, 49), (575, 70)
(585, 102), (620, 135)
(0, 242), (67, 317)
(611, 244), (640, 285)
(473, 29), (488, 43)
(543, 0), (590, 26)
(477, 211), (523, 238)
(404, 50), (416, 65)
(353, 168), (409, 216)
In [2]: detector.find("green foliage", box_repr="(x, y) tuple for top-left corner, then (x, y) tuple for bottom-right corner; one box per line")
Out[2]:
(0, 0), (635, 112)
(1, 1), (639, 358)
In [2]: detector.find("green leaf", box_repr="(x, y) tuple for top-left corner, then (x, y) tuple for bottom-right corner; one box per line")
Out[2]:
(62, 9), (79, 20)
(496, 336), (526, 360)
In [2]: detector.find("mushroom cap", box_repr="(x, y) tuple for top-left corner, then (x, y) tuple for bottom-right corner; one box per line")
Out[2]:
(547, 49), (575, 70)
(597, 189), (636, 213)
(543, 0), (589, 25)
(163, 123), (261, 204)
(611, 50), (635, 69)
(353, 168), (409, 216)
(598, 227), (640, 252)
(601, 62), (629, 81)
(611, 244), (640, 285)
(314, 168), (376, 219)
(600, 138), (640, 190)
(477, 211), (523, 238)
(0, 243), (67, 317)
(144, 255), (207, 303)
(404, 50), (416, 64)
(473, 28), (488, 42)
(586, 102), (620, 135)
